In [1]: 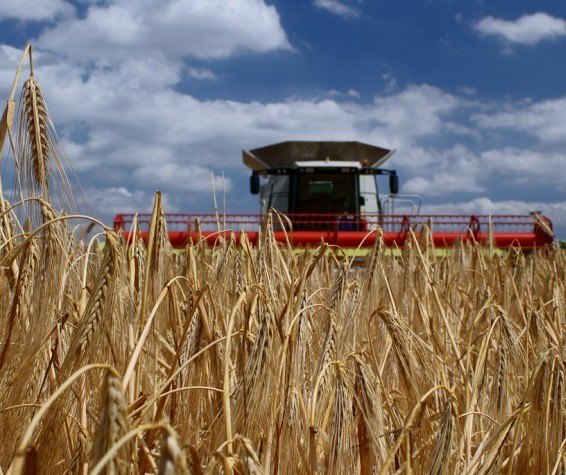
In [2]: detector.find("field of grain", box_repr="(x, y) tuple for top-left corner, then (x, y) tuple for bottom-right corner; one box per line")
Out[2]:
(2, 47), (566, 474)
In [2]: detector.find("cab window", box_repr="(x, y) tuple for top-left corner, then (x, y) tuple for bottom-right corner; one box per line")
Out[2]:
(294, 172), (358, 214)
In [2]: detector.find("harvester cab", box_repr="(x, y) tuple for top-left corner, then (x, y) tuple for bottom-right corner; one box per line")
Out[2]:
(244, 141), (404, 231)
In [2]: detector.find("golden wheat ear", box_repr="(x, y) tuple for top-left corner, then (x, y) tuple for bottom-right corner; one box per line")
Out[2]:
(157, 428), (189, 475)
(92, 371), (133, 473)
(22, 77), (49, 192)
(6, 47), (86, 222)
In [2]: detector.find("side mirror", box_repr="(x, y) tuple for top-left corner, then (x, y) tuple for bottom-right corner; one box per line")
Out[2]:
(389, 172), (399, 195)
(250, 171), (260, 195)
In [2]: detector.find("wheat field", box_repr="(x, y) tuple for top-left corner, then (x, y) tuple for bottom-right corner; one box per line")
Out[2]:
(1, 46), (566, 475)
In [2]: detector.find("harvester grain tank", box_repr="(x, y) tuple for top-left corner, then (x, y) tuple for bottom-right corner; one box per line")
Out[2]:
(114, 141), (554, 249)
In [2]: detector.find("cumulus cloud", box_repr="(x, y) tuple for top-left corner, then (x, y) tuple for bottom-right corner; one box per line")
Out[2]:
(5, 61), (566, 235)
(0, 45), (26, 98)
(85, 186), (168, 217)
(37, 0), (291, 63)
(480, 148), (566, 190)
(382, 73), (398, 93)
(475, 12), (566, 45)
(2, 45), (477, 224)
(0, 0), (74, 22)
(367, 85), (462, 142)
(472, 98), (566, 145)
(133, 163), (232, 193)
(399, 138), (566, 203)
(187, 67), (216, 81)
(313, 0), (360, 18)
(400, 145), (486, 196)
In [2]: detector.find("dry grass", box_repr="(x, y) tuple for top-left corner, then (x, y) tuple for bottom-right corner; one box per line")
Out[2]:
(2, 47), (566, 474)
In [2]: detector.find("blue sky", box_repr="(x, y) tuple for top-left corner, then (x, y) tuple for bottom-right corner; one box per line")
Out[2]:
(1, 0), (566, 237)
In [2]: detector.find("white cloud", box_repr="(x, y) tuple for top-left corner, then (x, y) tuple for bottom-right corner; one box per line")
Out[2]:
(133, 163), (232, 193)
(457, 86), (477, 97)
(0, 0), (74, 22)
(37, 0), (291, 63)
(382, 73), (398, 93)
(472, 97), (566, 144)
(399, 140), (566, 201)
(187, 67), (216, 81)
(85, 186), (164, 218)
(0, 45), (26, 98)
(404, 172), (484, 197)
(84, 186), (196, 225)
(401, 145), (485, 196)
(475, 12), (566, 45)
(313, 0), (360, 18)
(13, 64), (475, 202)
(3, 46), (476, 223)
(7, 60), (563, 198)
(367, 85), (461, 142)
(480, 148), (566, 190)
(421, 197), (543, 217)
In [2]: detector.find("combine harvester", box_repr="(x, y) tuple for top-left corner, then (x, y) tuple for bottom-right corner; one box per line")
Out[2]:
(114, 141), (554, 250)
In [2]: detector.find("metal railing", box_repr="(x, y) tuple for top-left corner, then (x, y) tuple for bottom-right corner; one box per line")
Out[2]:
(114, 212), (547, 235)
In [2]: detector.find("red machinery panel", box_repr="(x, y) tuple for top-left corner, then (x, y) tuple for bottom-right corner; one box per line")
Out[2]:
(114, 212), (554, 249)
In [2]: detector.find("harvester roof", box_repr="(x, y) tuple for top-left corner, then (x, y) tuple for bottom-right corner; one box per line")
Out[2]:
(242, 141), (393, 171)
